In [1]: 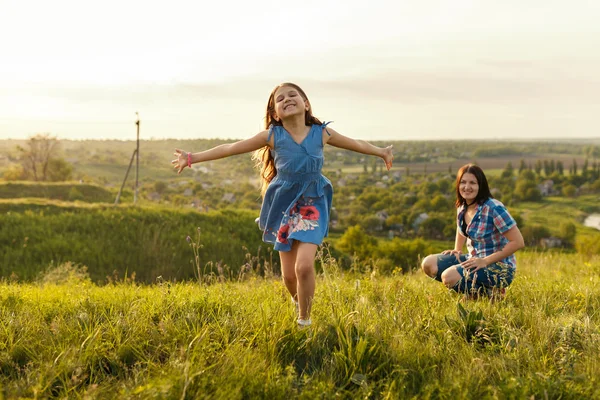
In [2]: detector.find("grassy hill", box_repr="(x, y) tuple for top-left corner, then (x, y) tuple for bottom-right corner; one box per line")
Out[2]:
(0, 181), (114, 203)
(0, 200), (265, 283)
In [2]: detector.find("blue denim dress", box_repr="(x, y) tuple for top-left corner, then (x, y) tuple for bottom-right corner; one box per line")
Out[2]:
(257, 123), (333, 252)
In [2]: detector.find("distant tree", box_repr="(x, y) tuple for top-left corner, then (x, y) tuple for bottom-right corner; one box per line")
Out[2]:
(559, 221), (577, 246)
(419, 214), (448, 240)
(515, 179), (541, 201)
(47, 158), (73, 181)
(582, 159), (589, 179)
(360, 215), (384, 233)
(16, 134), (71, 182)
(543, 160), (550, 176)
(437, 178), (451, 193)
(518, 159), (527, 174)
(521, 224), (551, 246)
(154, 181), (168, 194)
(501, 162), (514, 178)
(519, 169), (536, 181)
(562, 184), (577, 197)
(430, 195), (450, 211)
(534, 160), (542, 175)
(572, 159), (578, 175)
(337, 225), (377, 260)
(556, 161), (564, 175)
(1, 164), (26, 181)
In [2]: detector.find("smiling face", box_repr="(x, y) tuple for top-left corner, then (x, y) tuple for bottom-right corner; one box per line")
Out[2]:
(272, 86), (309, 121)
(459, 172), (479, 203)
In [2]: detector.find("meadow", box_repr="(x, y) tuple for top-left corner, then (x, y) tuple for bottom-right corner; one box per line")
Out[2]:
(1, 251), (599, 399)
(1, 138), (600, 398)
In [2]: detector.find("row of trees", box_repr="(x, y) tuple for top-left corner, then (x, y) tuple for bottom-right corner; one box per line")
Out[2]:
(503, 159), (600, 181)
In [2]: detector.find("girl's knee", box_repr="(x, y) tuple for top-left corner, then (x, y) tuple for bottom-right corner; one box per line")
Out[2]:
(421, 255), (438, 278)
(295, 261), (314, 280)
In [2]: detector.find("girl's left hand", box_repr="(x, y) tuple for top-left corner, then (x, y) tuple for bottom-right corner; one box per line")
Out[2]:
(382, 145), (393, 170)
(461, 257), (488, 272)
(171, 148), (188, 174)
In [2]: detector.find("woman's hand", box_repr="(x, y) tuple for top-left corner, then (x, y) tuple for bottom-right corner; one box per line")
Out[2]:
(461, 257), (488, 272)
(441, 249), (462, 261)
(171, 149), (188, 174)
(382, 145), (394, 170)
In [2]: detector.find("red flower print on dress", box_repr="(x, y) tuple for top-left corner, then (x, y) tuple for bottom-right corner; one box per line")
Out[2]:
(277, 224), (290, 244)
(299, 206), (319, 220)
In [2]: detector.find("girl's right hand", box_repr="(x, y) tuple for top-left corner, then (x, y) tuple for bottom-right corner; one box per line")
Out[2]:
(382, 145), (394, 170)
(171, 149), (188, 174)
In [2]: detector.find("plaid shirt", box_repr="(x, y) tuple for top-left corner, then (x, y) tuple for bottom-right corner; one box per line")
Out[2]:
(457, 198), (517, 268)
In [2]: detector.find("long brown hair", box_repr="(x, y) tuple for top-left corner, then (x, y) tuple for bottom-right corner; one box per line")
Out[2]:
(454, 164), (493, 207)
(252, 83), (322, 196)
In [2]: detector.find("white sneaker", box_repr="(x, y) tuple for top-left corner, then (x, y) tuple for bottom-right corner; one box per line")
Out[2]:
(297, 318), (312, 328)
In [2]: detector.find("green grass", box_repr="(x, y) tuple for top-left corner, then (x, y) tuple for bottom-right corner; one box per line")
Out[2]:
(0, 181), (114, 203)
(1, 251), (599, 398)
(0, 200), (265, 283)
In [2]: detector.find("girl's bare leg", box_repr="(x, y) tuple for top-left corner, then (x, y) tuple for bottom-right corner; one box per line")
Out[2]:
(279, 245), (299, 301)
(294, 242), (318, 320)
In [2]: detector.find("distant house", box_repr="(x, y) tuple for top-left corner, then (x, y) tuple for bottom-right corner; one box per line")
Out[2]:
(540, 237), (563, 248)
(375, 181), (387, 189)
(538, 180), (556, 196)
(412, 213), (429, 230)
(376, 210), (389, 221)
(183, 188), (193, 197)
(222, 193), (236, 203)
(390, 223), (404, 233)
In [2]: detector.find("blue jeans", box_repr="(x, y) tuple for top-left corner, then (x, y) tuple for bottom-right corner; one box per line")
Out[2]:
(434, 253), (515, 295)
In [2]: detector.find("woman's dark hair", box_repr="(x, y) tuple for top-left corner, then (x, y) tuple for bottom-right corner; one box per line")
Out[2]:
(454, 163), (493, 207)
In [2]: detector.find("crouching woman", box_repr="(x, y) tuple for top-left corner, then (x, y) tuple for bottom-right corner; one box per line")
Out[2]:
(421, 164), (525, 299)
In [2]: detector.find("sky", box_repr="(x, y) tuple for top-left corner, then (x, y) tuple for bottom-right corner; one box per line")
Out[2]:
(0, 0), (599, 141)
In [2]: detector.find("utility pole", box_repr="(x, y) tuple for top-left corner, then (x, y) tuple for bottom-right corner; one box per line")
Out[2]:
(115, 113), (140, 205)
(134, 112), (140, 204)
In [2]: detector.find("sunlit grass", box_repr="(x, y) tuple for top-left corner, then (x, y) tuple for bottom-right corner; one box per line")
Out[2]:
(1, 251), (599, 398)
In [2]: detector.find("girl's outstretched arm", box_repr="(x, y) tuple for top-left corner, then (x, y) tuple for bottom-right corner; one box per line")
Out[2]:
(172, 130), (272, 174)
(324, 127), (394, 170)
